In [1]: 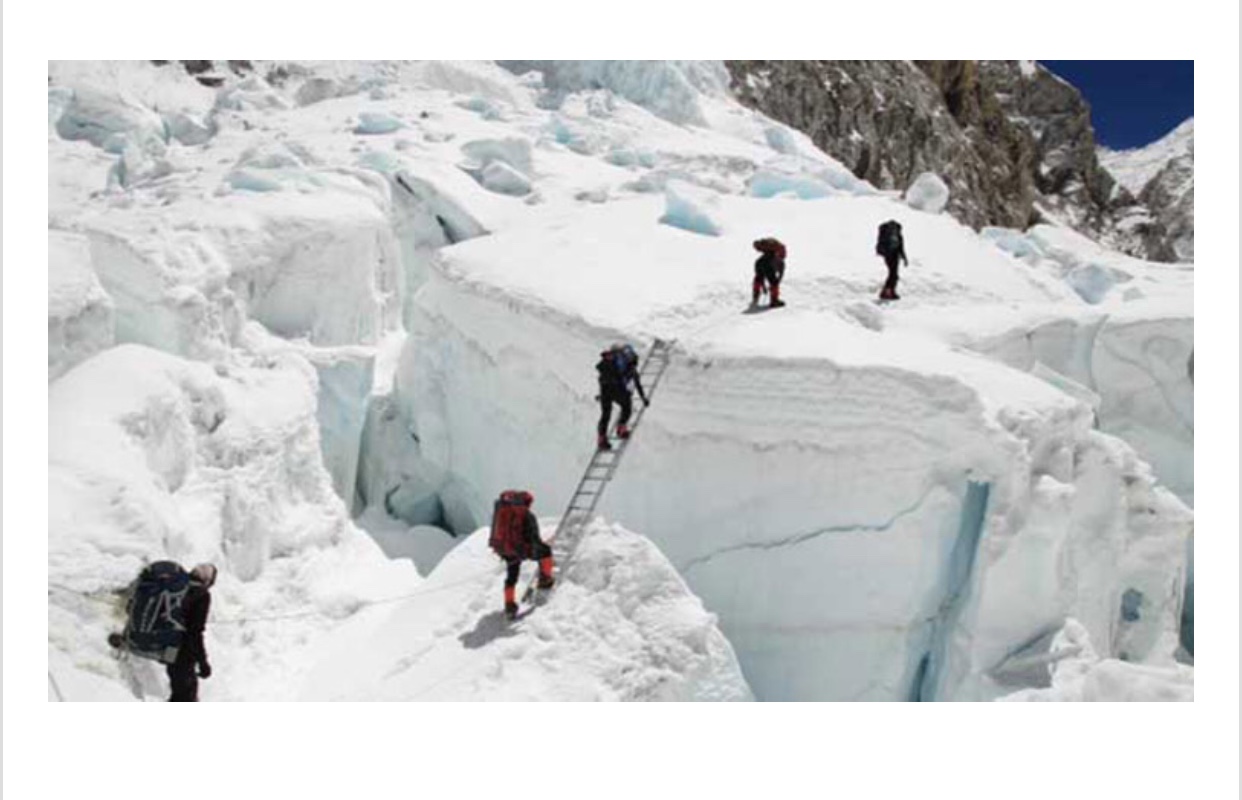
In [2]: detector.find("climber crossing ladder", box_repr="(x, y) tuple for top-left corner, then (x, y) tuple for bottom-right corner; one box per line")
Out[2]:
(522, 338), (675, 603)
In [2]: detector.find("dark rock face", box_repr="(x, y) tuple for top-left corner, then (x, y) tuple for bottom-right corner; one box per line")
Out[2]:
(725, 60), (1178, 262)
(151, 60), (254, 88)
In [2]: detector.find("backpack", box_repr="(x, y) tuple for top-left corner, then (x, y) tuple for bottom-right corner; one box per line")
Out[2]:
(489, 490), (533, 560)
(119, 561), (191, 664)
(876, 221), (902, 257)
(753, 237), (787, 261)
(598, 345), (635, 386)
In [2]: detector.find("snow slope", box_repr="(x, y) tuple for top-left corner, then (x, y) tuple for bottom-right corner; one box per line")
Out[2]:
(304, 520), (752, 700)
(1098, 118), (1195, 196)
(47, 60), (1191, 702)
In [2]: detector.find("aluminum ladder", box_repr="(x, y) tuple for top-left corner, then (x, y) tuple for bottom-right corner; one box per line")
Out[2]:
(522, 338), (674, 601)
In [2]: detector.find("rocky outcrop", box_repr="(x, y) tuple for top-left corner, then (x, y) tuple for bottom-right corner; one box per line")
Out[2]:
(1100, 119), (1194, 262)
(725, 60), (1181, 262)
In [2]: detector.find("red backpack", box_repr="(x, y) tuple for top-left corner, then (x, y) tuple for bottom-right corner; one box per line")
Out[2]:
(489, 490), (533, 559)
(753, 237), (787, 260)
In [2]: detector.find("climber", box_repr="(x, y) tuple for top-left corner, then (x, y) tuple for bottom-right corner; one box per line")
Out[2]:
(168, 563), (216, 702)
(752, 237), (787, 309)
(875, 220), (908, 300)
(596, 343), (649, 451)
(488, 490), (554, 619)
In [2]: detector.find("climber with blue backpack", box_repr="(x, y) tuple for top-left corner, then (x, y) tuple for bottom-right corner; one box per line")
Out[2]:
(108, 561), (217, 701)
(595, 343), (649, 451)
(488, 490), (554, 619)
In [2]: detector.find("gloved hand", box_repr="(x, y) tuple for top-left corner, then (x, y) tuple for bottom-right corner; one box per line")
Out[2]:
(198, 661), (212, 679)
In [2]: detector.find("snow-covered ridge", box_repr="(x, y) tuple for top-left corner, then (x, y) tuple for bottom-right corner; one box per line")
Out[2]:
(1099, 118), (1194, 197)
(47, 60), (1191, 701)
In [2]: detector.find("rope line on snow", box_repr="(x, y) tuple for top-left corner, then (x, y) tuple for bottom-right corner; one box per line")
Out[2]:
(49, 565), (505, 626)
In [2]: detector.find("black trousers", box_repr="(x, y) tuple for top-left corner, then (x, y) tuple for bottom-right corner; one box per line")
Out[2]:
(597, 389), (632, 437)
(504, 540), (554, 587)
(882, 254), (901, 297)
(167, 656), (198, 702)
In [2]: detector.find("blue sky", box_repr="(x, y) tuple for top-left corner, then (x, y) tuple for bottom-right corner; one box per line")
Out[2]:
(1039, 61), (1193, 150)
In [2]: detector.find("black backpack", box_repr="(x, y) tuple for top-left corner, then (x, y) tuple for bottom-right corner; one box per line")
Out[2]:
(876, 221), (902, 257)
(119, 561), (192, 664)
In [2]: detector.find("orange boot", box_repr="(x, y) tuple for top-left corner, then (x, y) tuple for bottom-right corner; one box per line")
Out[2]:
(537, 556), (556, 590)
(504, 585), (518, 619)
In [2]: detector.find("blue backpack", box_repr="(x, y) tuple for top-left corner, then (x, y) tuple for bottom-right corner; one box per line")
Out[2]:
(120, 561), (191, 664)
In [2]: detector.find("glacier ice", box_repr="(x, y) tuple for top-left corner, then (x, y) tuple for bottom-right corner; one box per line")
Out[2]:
(904, 172), (950, 214)
(659, 180), (723, 236)
(45, 60), (1192, 704)
(49, 230), (115, 381)
(480, 161), (533, 196)
(354, 111), (403, 135)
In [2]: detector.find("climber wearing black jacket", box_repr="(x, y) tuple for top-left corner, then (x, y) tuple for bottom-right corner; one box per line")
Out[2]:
(876, 220), (908, 301)
(596, 344), (648, 451)
(168, 563), (216, 702)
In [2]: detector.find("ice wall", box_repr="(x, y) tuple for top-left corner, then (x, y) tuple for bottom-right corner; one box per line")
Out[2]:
(969, 306), (1193, 506)
(399, 273), (1190, 701)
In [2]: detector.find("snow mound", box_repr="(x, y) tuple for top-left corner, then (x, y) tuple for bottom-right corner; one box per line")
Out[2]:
(304, 520), (753, 700)
(53, 86), (167, 151)
(997, 620), (1192, 701)
(904, 172), (950, 213)
(659, 180), (723, 236)
(354, 111), (403, 135)
(460, 137), (533, 174)
(49, 230), (114, 381)
(480, 161), (533, 196)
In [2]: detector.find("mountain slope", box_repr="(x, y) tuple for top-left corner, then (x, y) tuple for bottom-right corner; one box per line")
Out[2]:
(1099, 118), (1194, 262)
(725, 60), (1186, 263)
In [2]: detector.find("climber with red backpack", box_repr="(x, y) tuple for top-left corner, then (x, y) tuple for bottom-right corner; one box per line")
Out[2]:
(488, 490), (554, 619)
(596, 343), (649, 451)
(752, 237), (787, 308)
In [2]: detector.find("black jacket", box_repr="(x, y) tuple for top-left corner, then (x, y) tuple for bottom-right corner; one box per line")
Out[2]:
(597, 352), (647, 401)
(755, 251), (785, 283)
(179, 583), (211, 667)
(877, 222), (908, 264)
